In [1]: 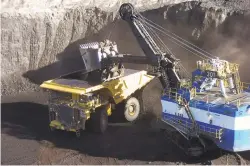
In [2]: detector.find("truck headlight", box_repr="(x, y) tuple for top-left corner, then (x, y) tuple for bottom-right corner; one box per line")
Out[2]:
(79, 95), (89, 103)
(79, 93), (93, 103)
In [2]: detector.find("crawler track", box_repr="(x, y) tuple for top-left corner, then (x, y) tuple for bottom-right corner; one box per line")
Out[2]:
(229, 152), (246, 165)
(162, 128), (248, 165)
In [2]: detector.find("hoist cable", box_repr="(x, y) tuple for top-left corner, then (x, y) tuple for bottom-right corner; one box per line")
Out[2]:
(143, 20), (172, 55)
(138, 17), (211, 60)
(141, 17), (173, 55)
(137, 15), (192, 78)
(136, 12), (216, 59)
(106, 10), (120, 40)
(133, 10), (210, 61)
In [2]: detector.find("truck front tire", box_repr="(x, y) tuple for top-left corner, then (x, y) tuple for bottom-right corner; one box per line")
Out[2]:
(86, 105), (108, 134)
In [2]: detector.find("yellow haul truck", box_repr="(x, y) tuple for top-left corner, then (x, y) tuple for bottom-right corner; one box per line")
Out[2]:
(40, 69), (154, 137)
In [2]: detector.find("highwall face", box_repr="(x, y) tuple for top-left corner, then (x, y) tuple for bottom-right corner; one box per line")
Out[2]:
(1, 0), (250, 95)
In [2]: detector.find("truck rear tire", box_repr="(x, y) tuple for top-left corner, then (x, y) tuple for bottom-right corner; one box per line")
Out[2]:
(86, 105), (108, 134)
(124, 97), (140, 122)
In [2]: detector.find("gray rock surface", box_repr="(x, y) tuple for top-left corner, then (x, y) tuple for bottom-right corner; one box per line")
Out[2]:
(1, 0), (250, 95)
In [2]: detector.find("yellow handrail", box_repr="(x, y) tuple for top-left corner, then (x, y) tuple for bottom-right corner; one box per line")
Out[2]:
(164, 87), (196, 103)
(197, 60), (239, 72)
(240, 82), (250, 91)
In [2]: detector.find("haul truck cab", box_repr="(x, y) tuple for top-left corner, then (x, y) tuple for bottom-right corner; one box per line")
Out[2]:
(40, 69), (154, 137)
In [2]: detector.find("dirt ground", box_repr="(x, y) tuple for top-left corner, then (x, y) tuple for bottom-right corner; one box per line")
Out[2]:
(1, 80), (250, 165)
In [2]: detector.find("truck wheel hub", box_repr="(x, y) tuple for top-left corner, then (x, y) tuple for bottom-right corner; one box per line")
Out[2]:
(128, 105), (135, 116)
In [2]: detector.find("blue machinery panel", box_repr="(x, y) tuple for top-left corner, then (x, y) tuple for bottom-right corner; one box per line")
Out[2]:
(161, 96), (250, 152)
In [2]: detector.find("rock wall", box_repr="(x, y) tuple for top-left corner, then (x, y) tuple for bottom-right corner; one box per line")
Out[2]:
(1, 0), (250, 95)
(1, 6), (115, 95)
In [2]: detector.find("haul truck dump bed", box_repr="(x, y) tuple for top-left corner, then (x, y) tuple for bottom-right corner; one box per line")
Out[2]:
(40, 69), (155, 136)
